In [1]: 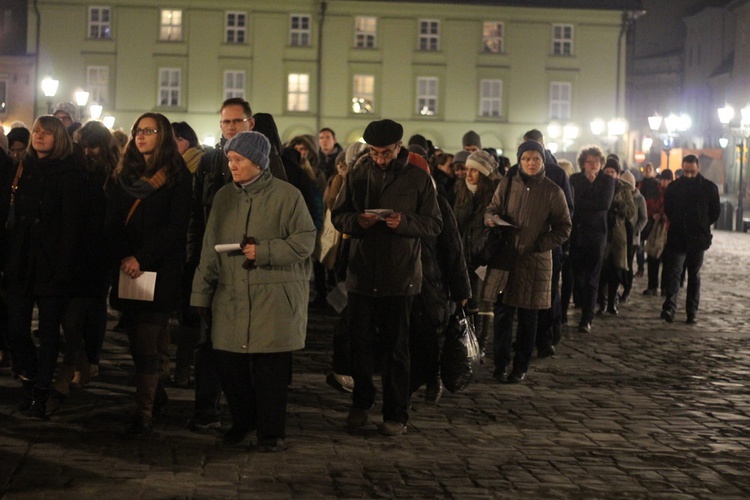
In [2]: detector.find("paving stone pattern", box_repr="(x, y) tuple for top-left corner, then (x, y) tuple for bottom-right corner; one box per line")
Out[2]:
(1, 231), (749, 498)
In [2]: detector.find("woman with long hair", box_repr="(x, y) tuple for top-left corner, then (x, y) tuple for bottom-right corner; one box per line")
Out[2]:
(5, 115), (85, 419)
(106, 112), (191, 436)
(52, 121), (120, 401)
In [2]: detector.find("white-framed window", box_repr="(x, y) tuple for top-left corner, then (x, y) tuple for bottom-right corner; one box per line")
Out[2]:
(354, 16), (376, 49)
(352, 74), (375, 114)
(225, 11), (247, 44)
(416, 77), (438, 116)
(483, 21), (504, 54)
(552, 24), (573, 56)
(159, 9), (182, 41)
(158, 67), (181, 107)
(0, 79), (7, 114)
(479, 79), (502, 118)
(418, 19), (440, 51)
(287, 73), (309, 112)
(290, 14), (312, 47)
(224, 70), (246, 99)
(88, 6), (112, 39)
(549, 82), (571, 120)
(87, 66), (109, 106)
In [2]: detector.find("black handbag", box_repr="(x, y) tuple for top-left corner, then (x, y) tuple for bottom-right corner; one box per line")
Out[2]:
(440, 307), (480, 393)
(470, 173), (516, 270)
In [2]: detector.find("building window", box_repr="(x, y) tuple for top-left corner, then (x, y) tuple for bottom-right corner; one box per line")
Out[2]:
(224, 70), (246, 99)
(87, 66), (109, 106)
(0, 80), (7, 114)
(88, 6), (112, 39)
(287, 73), (309, 112)
(482, 22), (504, 54)
(552, 24), (573, 56)
(479, 79), (502, 118)
(158, 68), (181, 107)
(549, 82), (571, 120)
(418, 20), (440, 51)
(352, 75), (374, 114)
(290, 14), (311, 47)
(354, 16), (376, 49)
(416, 77), (438, 116)
(225, 11), (247, 44)
(159, 9), (182, 41)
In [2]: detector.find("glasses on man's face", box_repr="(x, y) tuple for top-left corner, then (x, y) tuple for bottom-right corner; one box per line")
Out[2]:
(220, 118), (248, 127)
(369, 147), (398, 160)
(133, 128), (158, 136)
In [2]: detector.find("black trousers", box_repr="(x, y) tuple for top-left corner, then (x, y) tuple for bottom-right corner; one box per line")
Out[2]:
(193, 316), (223, 420)
(347, 292), (412, 424)
(571, 243), (606, 324)
(214, 349), (292, 442)
(408, 295), (445, 394)
(536, 247), (562, 350)
(662, 247), (704, 317)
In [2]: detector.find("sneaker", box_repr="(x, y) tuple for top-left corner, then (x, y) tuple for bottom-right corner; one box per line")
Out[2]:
(254, 438), (287, 453)
(642, 288), (657, 296)
(578, 321), (591, 333)
(686, 314), (697, 324)
(537, 345), (556, 358)
(326, 373), (354, 393)
(188, 414), (222, 432)
(660, 310), (674, 323)
(378, 421), (407, 437)
(346, 407), (369, 432)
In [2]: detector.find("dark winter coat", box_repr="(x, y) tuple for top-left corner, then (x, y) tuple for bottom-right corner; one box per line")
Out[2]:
(486, 171), (571, 310)
(106, 165), (192, 313)
(453, 178), (499, 270)
(4, 152), (85, 296)
(318, 143), (343, 179)
(331, 148), (442, 297)
(568, 170), (616, 248)
(414, 194), (472, 327)
(664, 173), (720, 252)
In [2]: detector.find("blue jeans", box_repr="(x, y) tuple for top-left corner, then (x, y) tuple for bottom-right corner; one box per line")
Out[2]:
(493, 296), (538, 375)
(661, 247), (704, 317)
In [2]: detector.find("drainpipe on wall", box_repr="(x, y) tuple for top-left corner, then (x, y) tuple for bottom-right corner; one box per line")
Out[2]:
(316, 0), (327, 134)
(33, 0), (41, 119)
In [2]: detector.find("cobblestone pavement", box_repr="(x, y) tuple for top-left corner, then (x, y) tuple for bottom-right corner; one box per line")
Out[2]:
(1, 231), (749, 498)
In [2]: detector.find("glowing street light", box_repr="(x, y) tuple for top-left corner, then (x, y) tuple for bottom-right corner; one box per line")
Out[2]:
(41, 77), (60, 113)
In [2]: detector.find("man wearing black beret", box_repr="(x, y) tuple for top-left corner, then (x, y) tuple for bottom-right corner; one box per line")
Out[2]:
(331, 119), (442, 437)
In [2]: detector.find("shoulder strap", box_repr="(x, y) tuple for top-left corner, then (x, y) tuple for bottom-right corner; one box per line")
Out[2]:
(9, 161), (24, 205)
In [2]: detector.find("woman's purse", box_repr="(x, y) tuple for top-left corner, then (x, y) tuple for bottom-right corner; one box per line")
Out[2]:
(470, 172), (516, 270)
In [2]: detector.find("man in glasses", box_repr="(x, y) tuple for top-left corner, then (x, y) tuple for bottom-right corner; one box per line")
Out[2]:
(331, 119), (442, 437)
(185, 97), (287, 433)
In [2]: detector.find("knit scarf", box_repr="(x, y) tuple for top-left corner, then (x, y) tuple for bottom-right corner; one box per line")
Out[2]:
(465, 178), (478, 193)
(119, 166), (170, 224)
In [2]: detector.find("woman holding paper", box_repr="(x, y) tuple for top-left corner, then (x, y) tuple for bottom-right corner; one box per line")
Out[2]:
(191, 131), (316, 452)
(105, 112), (191, 436)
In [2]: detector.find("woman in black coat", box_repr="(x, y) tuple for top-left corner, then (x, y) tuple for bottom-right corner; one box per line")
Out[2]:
(106, 112), (191, 436)
(5, 115), (85, 418)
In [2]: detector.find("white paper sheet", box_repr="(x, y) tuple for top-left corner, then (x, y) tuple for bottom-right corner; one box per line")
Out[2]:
(118, 270), (156, 301)
(215, 243), (242, 253)
(475, 265), (487, 281)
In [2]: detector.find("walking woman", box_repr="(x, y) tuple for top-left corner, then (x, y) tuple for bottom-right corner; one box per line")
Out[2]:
(191, 131), (316, 452)
(106, 112), (191, 436)
(52, 121), (119, 401)
(5, 115), (85, 418)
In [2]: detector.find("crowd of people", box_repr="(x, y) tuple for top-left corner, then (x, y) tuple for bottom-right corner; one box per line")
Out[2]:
(0, 98), (720, 449)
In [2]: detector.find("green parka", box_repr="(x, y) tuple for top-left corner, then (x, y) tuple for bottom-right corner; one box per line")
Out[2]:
(191, 169), (316, 353)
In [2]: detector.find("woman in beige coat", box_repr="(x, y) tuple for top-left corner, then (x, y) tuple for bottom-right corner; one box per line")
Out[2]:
(485, 141), (571, 383)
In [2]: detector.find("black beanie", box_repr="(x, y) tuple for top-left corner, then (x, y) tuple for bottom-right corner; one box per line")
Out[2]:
(7, 127), (30, 146)
(363, 119), (403, 147)
(604, 157), (620, 174)
(516, 140), (546, 164)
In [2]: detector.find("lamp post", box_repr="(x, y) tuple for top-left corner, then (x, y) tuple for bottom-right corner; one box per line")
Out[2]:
(590, 117), (627, 155)
(89, 103), (103, 121)
(717, 104), (750, 231)
(41, 77), (59, 114)
(74, 89), (90, 121)
(648, 112), (691, 172)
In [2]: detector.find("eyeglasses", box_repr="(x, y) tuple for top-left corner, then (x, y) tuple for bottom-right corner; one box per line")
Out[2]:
(369, 147), (398, 160)
(133, 128), (158, 136)
(220, 118), (249, 126)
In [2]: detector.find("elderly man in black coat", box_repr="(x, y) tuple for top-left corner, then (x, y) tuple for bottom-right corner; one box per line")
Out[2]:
(660, 155), (720, 324)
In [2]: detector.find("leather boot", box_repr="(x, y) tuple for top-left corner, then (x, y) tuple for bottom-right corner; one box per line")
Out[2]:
(52, 363), (76, 398)
(28, 387), (49, 420)
(17, 378), (34, 411)
(125, 373), (159, 436)
(475, 313), (493, 363)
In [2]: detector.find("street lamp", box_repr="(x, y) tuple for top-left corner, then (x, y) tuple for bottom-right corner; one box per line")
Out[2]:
(75, 89), (90, 122)
(648, 112), (691, 172)
(41, 77), (59, 114)
(89, 103), (103, 121)
(590, 117), (627, 155)
(717, 104), (750, 231)
(102, 115), (115, 129)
